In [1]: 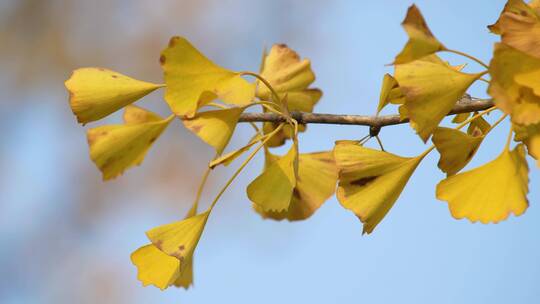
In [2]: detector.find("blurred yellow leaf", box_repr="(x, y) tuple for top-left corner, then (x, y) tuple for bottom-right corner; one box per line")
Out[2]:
(183, 107), (244, 154)
(254, 151), (338, 221)
(258, 44), (321, 147)
(489, 0), (539, 34)
(467, 115), (491, 136)
(161, 36), (255, 117)
(395, 57), (482, 141)
(65, 68), (163, 124)
(394, 5), (446, 64)
(436, 145), (529, 223)
(247, 144), (298, 212)
(334, 141), (426, 234)
(131, 244), (180, 290)
(490, 0), (540, 58)
(488, 43), (540, 125)
(87, 108), (173, 180)
(432, 127), (484, 176)
(514, 122), (540, 166)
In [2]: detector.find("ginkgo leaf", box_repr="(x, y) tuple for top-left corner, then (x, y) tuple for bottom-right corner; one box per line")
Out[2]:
(334, 141), (426, 234)
(488, 43), (540, 125)
(436, 145), (529, 223)
(378, 74), (402, 114)
(514, 122), (540, 166)
(257, 44), (321, 147)
(131, 244), (181, 290)
(393, 5), (446, 64)
(65, 68), (163, 124)
(87, 110), (173, 180)
(247, 143), (298, 212)
(257, 44), (315, 98)
(395, 57), (482, 142)
(124, 105), (163, 124)
(183, 107), (244, 154)
(161, 36), (255, 117)
(253, 151), (338, 221)
(432, 127), (484, 176)
(488, 0), (539, 34)
(490, 0), (540, 59)
(209, 134), (264, 169)
(452, 112), (470, 123)
(146, 211), (210, 275)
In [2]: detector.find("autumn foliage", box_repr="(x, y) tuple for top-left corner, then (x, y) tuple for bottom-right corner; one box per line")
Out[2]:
(65, 1), (539, 291)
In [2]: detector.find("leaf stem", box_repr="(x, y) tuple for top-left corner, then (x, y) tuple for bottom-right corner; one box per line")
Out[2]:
(444, 49), (489, 69)
(208, 123), (285, 211)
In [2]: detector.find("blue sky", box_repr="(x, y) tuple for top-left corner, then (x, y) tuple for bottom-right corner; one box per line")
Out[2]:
(1, 1), (538, 303)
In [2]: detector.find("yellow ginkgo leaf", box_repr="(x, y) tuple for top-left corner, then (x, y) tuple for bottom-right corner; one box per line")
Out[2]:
(494, 3), (540, 59)
(334, 141), (426, 234)
(436, 145), (529, 223)
(87, 108), (173, 180)
(393, 5), (446, 64)
(488, 0), (539, 34)
(65, 68), (163, 124)
(254, 151), (338, 221)
(161, 36), (255, 117)
(432, 127), (484, 176)
(146, 211), (210, 274)
(257, 44), (315, 98)
(183, 107), (244, 154)
(395, 57), (482, 142)
(131, 244), (181, 290)
(378, 74), (402, 114)
(514, 122), (540, 166)
(488, 43), (540, 125)
(257, 44), (321, 147)
(123, 105), (163, 124)
(247, 143), (298, 212)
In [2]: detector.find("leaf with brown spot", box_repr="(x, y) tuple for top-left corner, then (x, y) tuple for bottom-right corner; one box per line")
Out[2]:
(87, 107), (173, 180)
(334, 141), (427, 234)
(183, 107), (244, 154)
(488, 0), (539, 34)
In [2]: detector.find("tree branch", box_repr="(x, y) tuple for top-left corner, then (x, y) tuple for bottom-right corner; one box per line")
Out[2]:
(238, 96), (494, 128)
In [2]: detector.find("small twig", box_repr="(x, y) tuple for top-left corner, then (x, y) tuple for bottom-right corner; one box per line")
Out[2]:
(238, 97), (494, 128)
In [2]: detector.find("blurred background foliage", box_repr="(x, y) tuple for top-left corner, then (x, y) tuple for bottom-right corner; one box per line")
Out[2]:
(0, 0), (538, 303)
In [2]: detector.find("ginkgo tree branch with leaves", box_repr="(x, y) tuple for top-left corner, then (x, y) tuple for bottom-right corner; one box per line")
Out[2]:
(65, 1), (539, 292)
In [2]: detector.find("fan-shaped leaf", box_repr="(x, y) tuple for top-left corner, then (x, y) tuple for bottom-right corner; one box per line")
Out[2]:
(395, 57), (482, 141)
(161, 36), (255, 117)
(436, 145), (529, 223)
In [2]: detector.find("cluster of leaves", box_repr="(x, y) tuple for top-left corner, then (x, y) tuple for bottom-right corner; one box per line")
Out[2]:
(65, 1), (539, 291)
